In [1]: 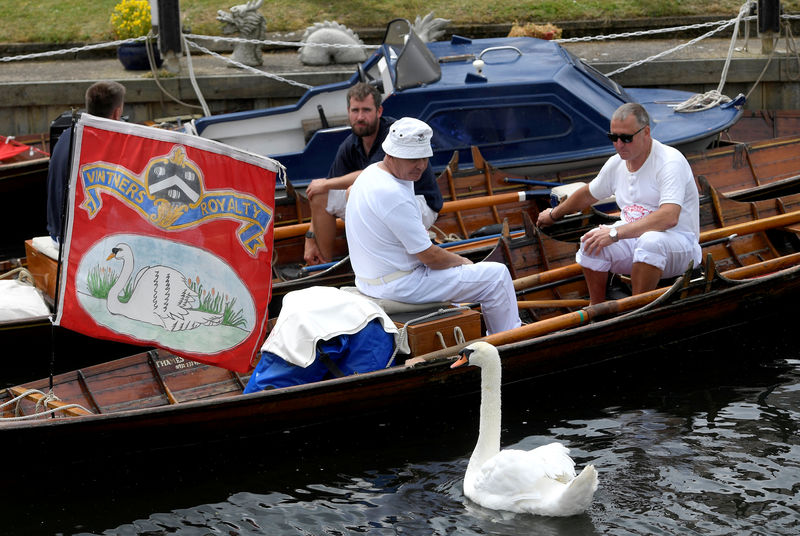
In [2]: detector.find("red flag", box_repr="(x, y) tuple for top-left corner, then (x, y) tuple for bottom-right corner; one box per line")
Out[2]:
(55, 115), (281, 372)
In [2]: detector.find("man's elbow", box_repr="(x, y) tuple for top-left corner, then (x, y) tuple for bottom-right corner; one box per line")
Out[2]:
(664, 215), (680, 230)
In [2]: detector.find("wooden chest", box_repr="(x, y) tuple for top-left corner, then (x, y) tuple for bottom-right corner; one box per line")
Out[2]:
(24, 239), (58, 301)
(395, 308), (481, 356)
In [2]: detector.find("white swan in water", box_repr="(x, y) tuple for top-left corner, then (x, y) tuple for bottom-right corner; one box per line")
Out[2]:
(106, 243), (223, 331)
(451, 341), (598, 516)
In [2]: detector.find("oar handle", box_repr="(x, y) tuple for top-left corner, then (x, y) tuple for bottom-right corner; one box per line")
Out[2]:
(273, 191), (542, 240)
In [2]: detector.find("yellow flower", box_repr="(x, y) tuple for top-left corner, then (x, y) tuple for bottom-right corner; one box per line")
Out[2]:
(110, 0), (153, 40)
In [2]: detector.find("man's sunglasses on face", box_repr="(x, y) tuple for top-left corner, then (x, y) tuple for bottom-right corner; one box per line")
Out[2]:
(607, 125), (646, 144)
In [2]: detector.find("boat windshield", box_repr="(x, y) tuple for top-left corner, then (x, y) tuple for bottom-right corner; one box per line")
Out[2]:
(381, 19), (442, 91)
(562, 48), (629, 100)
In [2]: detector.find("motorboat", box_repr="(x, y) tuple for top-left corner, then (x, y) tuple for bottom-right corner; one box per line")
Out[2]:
(190, 19), (744, 185)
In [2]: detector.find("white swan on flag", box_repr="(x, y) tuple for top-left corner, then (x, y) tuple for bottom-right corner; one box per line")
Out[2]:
(106, 242), (223, 331)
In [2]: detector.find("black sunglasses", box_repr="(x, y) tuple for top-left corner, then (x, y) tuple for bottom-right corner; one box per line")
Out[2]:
(607, 125), (646, 144)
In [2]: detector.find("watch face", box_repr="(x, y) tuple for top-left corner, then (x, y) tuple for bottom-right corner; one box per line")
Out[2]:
(610, 228), (618, 240)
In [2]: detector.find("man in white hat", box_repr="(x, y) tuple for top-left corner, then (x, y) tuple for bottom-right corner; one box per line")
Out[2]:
(345, 117), (521, 335)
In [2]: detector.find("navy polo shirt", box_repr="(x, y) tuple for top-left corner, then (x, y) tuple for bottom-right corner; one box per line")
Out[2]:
(327, 116), (443, 212)
(46, 127), (73, 241)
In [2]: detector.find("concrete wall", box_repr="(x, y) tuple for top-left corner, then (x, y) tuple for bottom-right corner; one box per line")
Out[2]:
(0, 70), (351, 139)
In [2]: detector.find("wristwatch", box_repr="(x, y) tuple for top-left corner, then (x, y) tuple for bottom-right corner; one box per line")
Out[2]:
(305, 231), (315, 239)
(609, 227), (619, 242)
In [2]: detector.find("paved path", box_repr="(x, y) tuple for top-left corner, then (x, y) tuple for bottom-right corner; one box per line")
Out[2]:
(0, 36), (777, 84)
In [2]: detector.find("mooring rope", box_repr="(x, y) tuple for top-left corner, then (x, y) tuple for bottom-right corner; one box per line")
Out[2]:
(386, 305), (471, 368)
(0, 388), (94, 421)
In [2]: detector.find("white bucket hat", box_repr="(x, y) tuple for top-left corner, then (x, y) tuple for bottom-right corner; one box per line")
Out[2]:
(381, 117), (433, 159)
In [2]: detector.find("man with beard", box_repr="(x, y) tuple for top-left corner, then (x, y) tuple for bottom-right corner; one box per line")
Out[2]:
(303, 83), (442, 265)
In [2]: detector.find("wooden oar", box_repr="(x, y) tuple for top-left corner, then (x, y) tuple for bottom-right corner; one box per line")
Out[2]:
(513, 263), (583, 292)
(721, 252), (800, 279)
(517, 299), (590, 309)
(407, 286), (671, 364)
(513, 208), (800, 292)
(409, 248), (800, 365)
(699, 210), (800, 242)
(439, 190), (544, 213)
(272, 191), (543, 241)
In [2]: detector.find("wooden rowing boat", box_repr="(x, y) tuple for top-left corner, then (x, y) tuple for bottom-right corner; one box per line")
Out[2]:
(7, 134), (800, 376)
(4, 181), (800, 467)
(722, 110), (800, 143)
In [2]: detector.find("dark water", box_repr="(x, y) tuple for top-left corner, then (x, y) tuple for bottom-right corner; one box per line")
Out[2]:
(8, 316), (800, 535)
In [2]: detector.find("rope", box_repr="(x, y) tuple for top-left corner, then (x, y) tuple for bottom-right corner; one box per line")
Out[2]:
(604, 15), (749, 78)
(145, 32), (205, 112)
(453, 326), (466, 345)
(429, 224), (462, 243)
(672, 91), (732, 112)
(555, 19), (747, 44)
(0, 267), (36, 285)
(184, 38), (313, 90)
(0, 35), (149, 62)
(782, 20), (800, 81)
(34, 390), (59, 414)
(2, 404), (95, 421)
(744, 32), (780, 100)
(182, 34), (212, 116)
(183, 33), (380, 51)
(0, 388), (94, 420)
(0, 389), (41, 411)
(385, 305), (470, 367)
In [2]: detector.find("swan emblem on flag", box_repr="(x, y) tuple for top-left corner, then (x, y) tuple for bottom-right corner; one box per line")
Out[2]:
(106, 242), (223, 331)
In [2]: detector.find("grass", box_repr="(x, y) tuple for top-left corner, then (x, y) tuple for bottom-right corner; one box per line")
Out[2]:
(2, 1), (798, 44)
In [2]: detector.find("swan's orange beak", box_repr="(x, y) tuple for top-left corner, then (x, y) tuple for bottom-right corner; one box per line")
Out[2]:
(106, 252), (116, 260)
(451, 354), (469, 369)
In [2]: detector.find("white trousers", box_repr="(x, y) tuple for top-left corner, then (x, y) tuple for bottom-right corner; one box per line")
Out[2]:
(577, 228), (702, 278)
(355, 261), (521, 335)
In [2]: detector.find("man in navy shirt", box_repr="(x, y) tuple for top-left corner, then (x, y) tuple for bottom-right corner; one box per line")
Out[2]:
(303, 83), (442, 265)
(46, 81), (126, 243)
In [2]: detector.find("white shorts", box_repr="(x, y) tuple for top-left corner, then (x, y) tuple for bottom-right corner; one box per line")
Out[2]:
(576, 226), (702, 278)
(328, 190), (438, 229)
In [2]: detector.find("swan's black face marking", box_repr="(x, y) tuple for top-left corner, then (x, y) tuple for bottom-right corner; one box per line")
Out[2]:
(459, 347), (476, 359)
(111, 247), (121, 256)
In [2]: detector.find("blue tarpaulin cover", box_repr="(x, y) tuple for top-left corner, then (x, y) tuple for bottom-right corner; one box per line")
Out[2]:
(244, 318), (393, 392)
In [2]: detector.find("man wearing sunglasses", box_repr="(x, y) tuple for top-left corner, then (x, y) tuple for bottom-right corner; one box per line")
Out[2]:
(537, 102), (701, 304)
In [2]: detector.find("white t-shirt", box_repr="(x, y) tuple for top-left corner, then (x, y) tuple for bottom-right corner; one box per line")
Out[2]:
(345, 163), (432, 280)
(589, 139), (699, 239)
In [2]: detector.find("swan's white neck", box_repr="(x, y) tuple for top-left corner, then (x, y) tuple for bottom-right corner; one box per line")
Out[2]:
(467, 357), (502, 475)
(107, 252), (132, 315)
